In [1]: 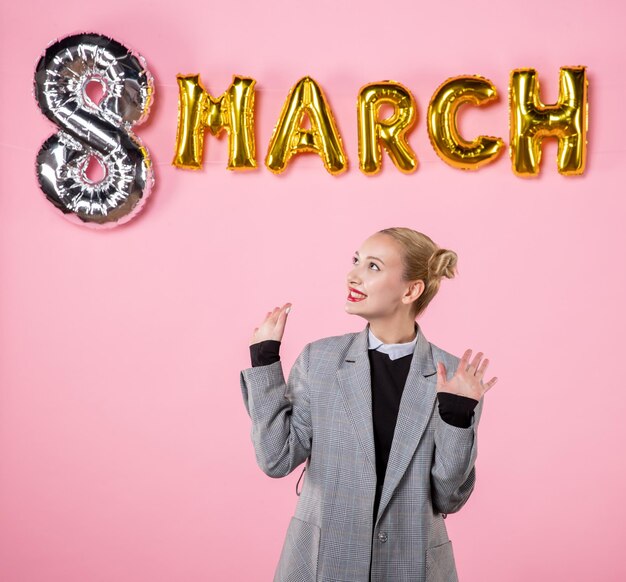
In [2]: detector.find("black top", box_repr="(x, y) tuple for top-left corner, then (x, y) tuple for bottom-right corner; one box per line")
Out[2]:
(249, 339), (478, 522)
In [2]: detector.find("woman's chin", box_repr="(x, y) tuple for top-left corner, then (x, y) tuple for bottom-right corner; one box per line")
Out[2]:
(345, 301), (366, 315)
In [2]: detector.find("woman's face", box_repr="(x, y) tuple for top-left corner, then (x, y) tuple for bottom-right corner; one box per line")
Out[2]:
(344, 233), (423, 320)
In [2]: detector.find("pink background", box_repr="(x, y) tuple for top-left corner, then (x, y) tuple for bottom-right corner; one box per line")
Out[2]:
(1, 1), (624, 580)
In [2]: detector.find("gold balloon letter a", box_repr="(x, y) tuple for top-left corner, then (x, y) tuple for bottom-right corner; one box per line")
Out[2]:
(265, 77), (347, 175)
(509, 67), (588, 176)
(357, 82), (418, 175)
(172, 75), (257, 170)
(427, 76), (504, 170)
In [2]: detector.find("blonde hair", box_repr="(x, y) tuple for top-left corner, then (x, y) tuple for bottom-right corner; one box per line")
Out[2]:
(377, 227), (458, 318)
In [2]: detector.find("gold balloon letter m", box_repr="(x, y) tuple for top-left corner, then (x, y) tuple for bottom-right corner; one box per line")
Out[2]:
(173, 75), (257, 170)
(509, 67), (588, 176)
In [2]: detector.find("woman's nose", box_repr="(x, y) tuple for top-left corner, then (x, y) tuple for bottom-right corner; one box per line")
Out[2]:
(347, 269), (361, 285)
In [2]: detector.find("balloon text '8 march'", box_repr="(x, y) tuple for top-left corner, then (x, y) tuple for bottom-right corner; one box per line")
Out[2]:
(34, 33), (589, 229)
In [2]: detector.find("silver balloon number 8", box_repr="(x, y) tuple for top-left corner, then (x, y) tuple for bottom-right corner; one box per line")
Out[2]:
(34, 33), (154, 228)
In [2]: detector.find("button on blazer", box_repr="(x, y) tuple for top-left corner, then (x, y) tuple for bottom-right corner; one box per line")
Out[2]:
(240, 322), (484, 582)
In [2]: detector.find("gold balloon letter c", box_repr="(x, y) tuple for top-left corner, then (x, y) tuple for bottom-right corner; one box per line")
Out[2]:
(427, 75), (504, 170)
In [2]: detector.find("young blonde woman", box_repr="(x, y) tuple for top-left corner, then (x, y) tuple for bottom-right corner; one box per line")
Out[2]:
(240, 227), (497, 582)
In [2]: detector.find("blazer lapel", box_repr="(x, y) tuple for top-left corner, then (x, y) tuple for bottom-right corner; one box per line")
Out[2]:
(376, 323), (437, 524)
(336, 325), (377, 474)
(335, 322), (438, 526)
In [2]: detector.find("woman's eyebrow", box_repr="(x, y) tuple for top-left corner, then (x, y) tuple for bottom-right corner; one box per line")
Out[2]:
(354, 251), (385, 265)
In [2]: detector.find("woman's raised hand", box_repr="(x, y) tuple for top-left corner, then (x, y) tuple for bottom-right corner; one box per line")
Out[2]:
(249, 303), (292, 346)
(436, 349), (497, 401)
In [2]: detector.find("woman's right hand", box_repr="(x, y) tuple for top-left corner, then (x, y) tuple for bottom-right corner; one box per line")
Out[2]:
(249, 302), (292, 346)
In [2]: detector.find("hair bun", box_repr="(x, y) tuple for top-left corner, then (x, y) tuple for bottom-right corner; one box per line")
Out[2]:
(428, 248), (458, 279)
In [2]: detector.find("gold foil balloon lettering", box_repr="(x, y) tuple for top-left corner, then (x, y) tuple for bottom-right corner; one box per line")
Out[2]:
(169, 68), (589, 177)
(357, 82), (418, 175)
(427, 76), (504, 170)
(509, 67), (588, 176)
(265, 76), (347, 175)
(173, 75), (257, 170)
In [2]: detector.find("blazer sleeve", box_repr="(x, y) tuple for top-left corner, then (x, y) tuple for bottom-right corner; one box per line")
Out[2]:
(430, 392), (484, 515)
(240, 342), (312, 478)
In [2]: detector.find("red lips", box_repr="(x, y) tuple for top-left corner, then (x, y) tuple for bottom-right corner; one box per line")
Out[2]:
(347, 287), (367, 302)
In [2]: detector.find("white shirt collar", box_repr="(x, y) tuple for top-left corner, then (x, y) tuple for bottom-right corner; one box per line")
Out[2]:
(367, 323), (418, 360)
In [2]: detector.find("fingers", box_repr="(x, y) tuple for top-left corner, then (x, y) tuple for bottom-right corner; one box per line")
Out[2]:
(468, 351), (483, 373)
(274, 303), (291, 318)
(462, 350), (487, 375)
(262, 306), (282, 325)
(251, 303), (292, 345)
(260, 304), (291, 323)
(483, 376), (498, 392)
(269, 306), (280, 321)
(458, 349), (472, 372)
(461, 348), (497, 393)
(470, 352), (498, 395)
(275, 302), (292, 329)
(271, 303), (291, 321)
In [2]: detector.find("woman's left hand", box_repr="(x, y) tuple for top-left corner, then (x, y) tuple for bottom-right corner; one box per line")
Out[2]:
(436, 349), (497, 400)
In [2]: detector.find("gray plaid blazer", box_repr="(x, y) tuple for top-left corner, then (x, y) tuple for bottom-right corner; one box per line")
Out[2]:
(240, 322), (484, 582)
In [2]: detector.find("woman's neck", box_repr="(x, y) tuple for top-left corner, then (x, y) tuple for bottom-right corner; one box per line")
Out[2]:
(368, 319), (417, 345)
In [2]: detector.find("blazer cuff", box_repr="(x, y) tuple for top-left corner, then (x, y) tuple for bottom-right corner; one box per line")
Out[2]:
(240, 360), (285, 417)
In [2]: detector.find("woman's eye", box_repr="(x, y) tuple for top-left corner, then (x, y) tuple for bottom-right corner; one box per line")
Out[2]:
(352, 257), (379, 270)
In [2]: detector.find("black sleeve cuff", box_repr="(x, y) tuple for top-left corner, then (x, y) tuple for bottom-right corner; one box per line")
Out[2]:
(437, 392), (479, 428)
(250, 340), (281, 367)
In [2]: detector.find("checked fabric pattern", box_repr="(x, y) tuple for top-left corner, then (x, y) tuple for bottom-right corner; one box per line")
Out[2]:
(240, 322), (484, 582)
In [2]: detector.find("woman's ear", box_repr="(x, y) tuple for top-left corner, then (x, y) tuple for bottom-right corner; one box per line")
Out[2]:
(407, 279), (425, 302)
